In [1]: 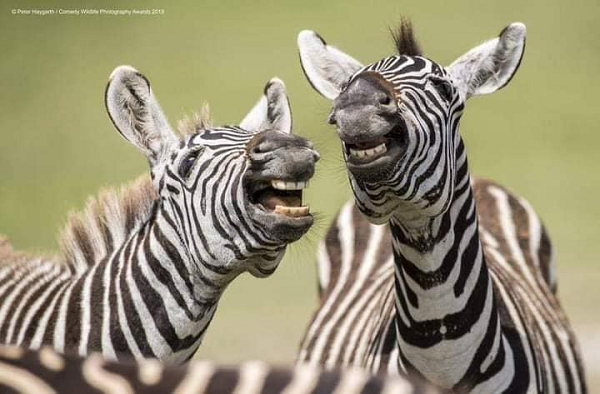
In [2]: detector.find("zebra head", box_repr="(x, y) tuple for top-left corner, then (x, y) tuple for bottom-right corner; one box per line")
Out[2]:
(105, 66), (319, 278)
(298, 21), (526, 224)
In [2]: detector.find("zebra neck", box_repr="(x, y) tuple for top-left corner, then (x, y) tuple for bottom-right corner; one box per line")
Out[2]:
(151, 206), (232, 304)
(107, 208), (229, 363)
(388, 169), (507, 389)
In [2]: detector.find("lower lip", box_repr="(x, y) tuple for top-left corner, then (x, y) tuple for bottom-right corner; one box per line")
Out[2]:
(346, 154), (391, 173)
(269, 211), (314, 228)
(271, 211), (313, 222)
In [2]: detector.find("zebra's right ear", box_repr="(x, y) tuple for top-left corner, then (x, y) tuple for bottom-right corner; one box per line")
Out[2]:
(240, 78), (292, 134)
(105, 66), (177, 165)
(297, 30), (364, 100)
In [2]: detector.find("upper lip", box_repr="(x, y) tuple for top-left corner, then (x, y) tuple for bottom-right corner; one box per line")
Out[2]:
(341, 123), (407, 165)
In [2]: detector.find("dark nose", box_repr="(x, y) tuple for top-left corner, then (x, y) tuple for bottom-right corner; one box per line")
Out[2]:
(329, 75), (398, 143)
(247, 130), (320, 180)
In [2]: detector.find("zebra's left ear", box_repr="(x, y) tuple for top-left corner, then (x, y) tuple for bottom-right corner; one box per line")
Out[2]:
(240, 78), (292, 134)
(447, 22), (526, 100)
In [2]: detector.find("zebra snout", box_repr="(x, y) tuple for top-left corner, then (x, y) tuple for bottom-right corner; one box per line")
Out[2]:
(273, 147), (318, 180)
(248, 146), (318, 182)
(248, 131), (319, 179)
(334, 108), (398, 145)
(332, 75), (399, 144)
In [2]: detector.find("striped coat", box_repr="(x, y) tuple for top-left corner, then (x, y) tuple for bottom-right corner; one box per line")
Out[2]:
(296, 20), (586, 392)
(0, 346), (441, 394)
(0, 66), (318, 364)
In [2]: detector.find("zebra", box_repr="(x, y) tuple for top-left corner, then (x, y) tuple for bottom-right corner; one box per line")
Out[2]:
(0, 65), (319, 365)
(296, 20), (586, 393)
(0, 345), (442, 394)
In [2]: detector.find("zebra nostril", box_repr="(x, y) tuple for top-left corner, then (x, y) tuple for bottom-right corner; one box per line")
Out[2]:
(379, 94), (391, 106)
(251, 142), (271, 155)
(327, 112), (337, 125)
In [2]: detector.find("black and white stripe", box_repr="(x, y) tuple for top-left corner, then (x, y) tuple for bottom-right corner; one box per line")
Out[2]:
(297, 21), (586, 392)
(0, 345), (442, 394)
(0, 66), (318, 365)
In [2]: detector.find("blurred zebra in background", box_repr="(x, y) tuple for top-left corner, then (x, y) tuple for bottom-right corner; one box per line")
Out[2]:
(0, 66), (318, 364)
(0, 345), (441, 394)
(296, 20), (586, 393)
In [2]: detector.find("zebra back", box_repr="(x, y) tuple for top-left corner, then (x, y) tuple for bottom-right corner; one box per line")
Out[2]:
(0, 346), (442, 394)
(299, 200), (396, 371)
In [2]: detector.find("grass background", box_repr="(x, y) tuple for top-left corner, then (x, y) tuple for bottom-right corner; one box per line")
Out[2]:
(1, 0), (598, 387)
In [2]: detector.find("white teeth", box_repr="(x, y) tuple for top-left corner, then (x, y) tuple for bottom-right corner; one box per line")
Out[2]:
(271, 180), (309, 190)
(268, 180), (311, 218)
(274, 205), (310, 217)
(348, 143), (387, 159)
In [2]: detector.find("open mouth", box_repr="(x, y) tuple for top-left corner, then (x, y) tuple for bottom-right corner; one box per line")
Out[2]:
(247, 180), (310, 218)
(346, 137), (388, 162)
(343, 125), (407, 167)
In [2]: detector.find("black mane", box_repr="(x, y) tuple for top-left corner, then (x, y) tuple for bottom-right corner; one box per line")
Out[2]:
(391, 18), (422, 56)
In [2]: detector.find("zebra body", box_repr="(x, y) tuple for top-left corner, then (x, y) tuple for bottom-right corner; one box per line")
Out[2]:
(297, 21), (585, 392)
(0, 346), (442, 394)
(299, 178), (564, 377)
(0, 67), (318, 364)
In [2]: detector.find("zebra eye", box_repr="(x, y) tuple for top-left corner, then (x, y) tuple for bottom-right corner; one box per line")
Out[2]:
(178, 150), (201, 178)
(431, 77), (453, 101)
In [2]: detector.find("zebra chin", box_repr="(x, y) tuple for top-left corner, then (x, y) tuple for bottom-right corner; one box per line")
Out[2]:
(247, 202), (314, 244)
(343, 135), (405, 185)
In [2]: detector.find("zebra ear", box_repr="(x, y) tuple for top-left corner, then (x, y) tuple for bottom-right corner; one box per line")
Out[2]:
(297, 30), (364, 100)
(105, 65), (177, 165)
(447, 23), (526, 100)
(240, 78), (292, 134)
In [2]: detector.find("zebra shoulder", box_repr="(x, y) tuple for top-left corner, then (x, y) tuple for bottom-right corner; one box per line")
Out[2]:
(471, 176), (557, 294)
(316, 200), (393, 299)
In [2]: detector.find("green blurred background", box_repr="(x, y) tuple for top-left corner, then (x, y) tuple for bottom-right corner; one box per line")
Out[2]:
(1, 0), (598, 387)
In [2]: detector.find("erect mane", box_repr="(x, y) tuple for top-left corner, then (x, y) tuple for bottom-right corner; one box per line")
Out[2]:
(61, 104), (212, 268)
(59, 175), (158, 270)
(177, 103), (212, 136)
(12, 107), (213, 271)
(390, 18), (422, 56)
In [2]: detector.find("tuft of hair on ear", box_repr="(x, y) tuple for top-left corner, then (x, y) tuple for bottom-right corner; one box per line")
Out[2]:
(390, 17), (422, 56)
(177, 102), (212, 136)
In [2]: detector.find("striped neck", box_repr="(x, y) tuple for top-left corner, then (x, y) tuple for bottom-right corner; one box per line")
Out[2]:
(87, 202), (235, 363)
(151, 204), (233, 304)
(388, 148), (508, 390)
(155, 201), (239, 302)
